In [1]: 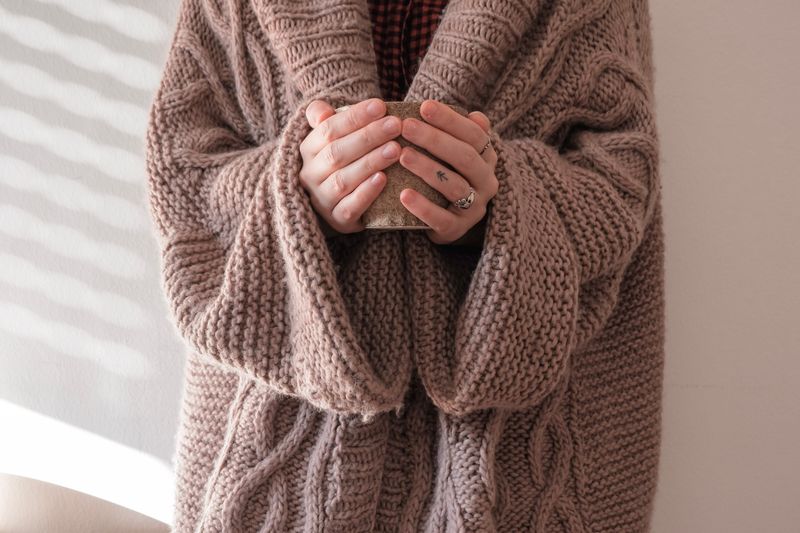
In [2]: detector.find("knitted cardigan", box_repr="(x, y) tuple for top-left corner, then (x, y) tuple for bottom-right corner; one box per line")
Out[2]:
(144, 0), (665, 531)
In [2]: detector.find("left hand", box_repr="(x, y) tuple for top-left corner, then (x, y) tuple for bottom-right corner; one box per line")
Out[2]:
(398, 99), (499, 245)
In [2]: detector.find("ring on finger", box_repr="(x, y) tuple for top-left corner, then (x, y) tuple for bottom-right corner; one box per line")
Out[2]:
(478, 136), (492, 156)
(453, 186), (476, 209)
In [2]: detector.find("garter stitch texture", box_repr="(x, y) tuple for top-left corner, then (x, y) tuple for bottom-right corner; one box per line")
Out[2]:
(144, 0), (666, 531)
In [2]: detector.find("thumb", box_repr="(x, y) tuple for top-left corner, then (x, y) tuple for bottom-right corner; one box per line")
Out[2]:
(306, 99), (336, 128)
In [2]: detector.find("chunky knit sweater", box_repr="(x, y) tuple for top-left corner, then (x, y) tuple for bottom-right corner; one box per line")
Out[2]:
(144, 0), (665, 531)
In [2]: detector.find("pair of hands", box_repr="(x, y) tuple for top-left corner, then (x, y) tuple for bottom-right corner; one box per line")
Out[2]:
(298, 98), (499, 245)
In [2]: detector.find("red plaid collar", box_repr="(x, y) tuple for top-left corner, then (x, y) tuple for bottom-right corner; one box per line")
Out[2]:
(367, 0), (449, 100)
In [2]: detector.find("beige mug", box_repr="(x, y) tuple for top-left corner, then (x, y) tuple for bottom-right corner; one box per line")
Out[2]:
(334, 100), (469, 230)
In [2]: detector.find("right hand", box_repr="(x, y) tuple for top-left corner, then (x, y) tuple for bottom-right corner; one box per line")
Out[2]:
(299, 98), (402, 235)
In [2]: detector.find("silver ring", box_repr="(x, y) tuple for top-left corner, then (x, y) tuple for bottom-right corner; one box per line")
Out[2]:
(478, 137), (492, 156)
(453, 186), (476, 209)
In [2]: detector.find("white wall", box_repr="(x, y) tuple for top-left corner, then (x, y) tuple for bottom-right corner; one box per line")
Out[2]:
(652, 1), (800, 532)
(1, 1), (798, 531)
(0, 0), (182, 524)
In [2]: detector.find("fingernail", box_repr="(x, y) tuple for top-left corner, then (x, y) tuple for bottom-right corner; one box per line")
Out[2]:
(404, 119), (419, 134)
(367, 100), (383, 117)
(422, 101), (436, 118)
(403, 148), (417, 163)
(382, 143), (398, 158)
(371, 172), (382, 183)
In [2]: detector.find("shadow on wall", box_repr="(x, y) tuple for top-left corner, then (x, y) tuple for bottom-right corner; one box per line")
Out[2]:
(0, 0), (187, 525)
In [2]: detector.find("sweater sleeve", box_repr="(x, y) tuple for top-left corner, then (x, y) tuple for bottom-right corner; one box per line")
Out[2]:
(144, 1), (410, 418)
(413, 4), (661, 416)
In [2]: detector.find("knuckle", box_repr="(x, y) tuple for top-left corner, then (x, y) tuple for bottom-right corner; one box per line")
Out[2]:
(318, 121), (336, 144)
(325, 142), (340, 166)
(346, 109), (361, 130)
(363, 155), (378, 176)
(358, 126), (371, 146)
(461, 149), (478, 170)
(339, 206), (353, 223)
(330, 170), (346, 195)
(333, 205), (360, 229)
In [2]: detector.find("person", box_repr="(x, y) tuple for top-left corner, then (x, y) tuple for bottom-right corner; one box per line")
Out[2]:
(144, 0), (665, 531)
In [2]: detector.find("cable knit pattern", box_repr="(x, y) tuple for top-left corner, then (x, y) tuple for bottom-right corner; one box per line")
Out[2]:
(144, 0), (665, 531)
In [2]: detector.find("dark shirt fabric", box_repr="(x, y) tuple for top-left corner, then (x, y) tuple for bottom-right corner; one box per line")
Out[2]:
(367, 0), (449, 100)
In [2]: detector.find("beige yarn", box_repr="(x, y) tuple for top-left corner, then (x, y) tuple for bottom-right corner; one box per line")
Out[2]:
(144, 0), (665, 531)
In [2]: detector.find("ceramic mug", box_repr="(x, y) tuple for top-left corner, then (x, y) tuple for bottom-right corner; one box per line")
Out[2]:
(334, 100), (469, 230)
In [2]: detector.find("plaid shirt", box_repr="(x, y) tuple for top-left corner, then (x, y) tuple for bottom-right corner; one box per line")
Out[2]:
(367, 0), (449, 100)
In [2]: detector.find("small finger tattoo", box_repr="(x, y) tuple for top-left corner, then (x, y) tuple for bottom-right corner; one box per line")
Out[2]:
(435, 170), (448, 182)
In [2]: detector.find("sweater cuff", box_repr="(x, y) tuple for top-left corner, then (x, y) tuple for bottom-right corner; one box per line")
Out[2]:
(266, 101), (416, 418)
(408, 131), (581, 416)
(407, 118), (658, 416)
(154, 102), (414, 419)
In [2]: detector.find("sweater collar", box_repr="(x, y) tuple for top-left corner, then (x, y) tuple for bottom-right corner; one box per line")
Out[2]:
(255, 0), (539, 119)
